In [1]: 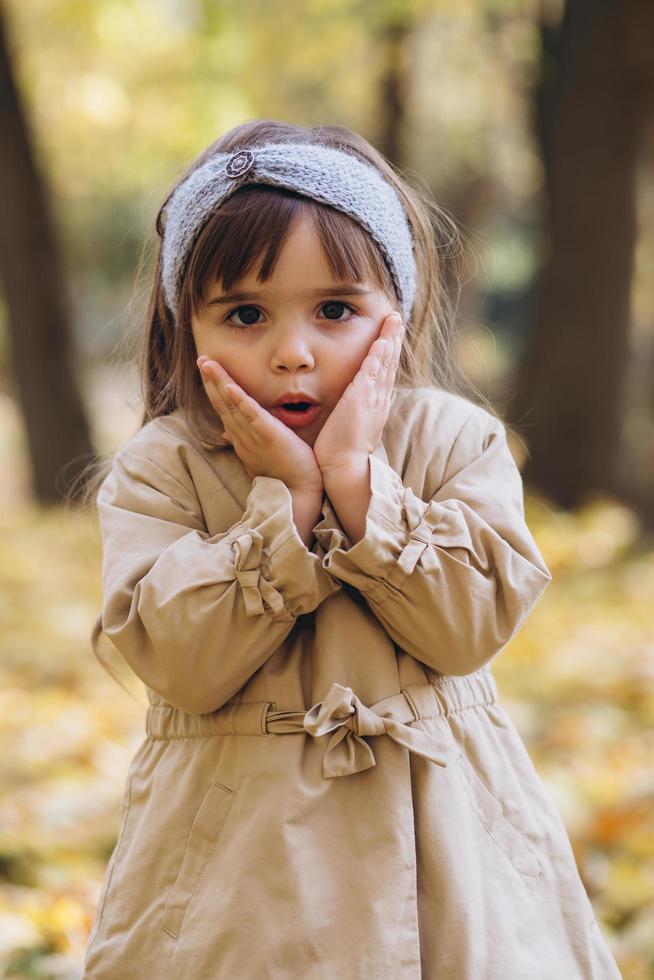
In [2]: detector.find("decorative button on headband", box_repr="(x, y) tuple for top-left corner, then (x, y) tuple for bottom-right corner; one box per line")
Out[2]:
(224, 149), (255, 179)
(160, 142), (417, 324)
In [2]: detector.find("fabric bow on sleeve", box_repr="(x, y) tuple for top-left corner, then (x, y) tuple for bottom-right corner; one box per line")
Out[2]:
(231, 529), (287, 617)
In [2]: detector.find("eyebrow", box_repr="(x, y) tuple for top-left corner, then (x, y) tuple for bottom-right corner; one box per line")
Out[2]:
(206, 286), (373, 306)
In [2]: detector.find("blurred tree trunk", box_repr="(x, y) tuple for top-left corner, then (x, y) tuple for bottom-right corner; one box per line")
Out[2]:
(0, 3), (95, 504)
(509, 0), (654, 520)
(376, 15), (412, 167)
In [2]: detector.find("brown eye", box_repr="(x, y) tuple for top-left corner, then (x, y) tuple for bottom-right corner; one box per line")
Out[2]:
(225, 305), (262, 328)
(320, 301), (356, 321)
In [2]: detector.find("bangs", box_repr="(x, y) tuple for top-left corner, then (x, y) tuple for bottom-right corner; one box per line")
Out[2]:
(183, 185), (397, 317)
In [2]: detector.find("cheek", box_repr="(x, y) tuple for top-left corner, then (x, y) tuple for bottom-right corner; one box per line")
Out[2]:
(221, 359), (264, 402)
(225, 365), (254, 395)
(338, 341), (373, 382)
(320, 336), (371, 401)
(194, 335), (243, 381)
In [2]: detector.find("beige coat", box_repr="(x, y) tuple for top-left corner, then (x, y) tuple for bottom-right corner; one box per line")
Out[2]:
(83, 386), (622, 979)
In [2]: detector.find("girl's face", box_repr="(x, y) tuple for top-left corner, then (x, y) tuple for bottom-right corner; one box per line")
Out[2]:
(191, 211), (398, 447)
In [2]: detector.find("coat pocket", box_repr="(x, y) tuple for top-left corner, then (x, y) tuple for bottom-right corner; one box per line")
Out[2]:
(455, 752), (544, 895)
(160, 780), (236, 940)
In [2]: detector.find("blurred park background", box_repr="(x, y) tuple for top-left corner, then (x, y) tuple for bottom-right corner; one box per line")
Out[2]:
(1, 0), (653, 977)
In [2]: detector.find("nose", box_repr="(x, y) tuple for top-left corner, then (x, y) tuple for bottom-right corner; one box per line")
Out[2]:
(270, 323), (316, 372)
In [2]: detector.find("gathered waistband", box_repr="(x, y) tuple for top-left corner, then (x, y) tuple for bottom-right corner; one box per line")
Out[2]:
(145, 668), (499, 780)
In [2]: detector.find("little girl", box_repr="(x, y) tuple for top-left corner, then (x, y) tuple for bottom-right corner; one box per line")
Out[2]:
(83, 119), (622, 979)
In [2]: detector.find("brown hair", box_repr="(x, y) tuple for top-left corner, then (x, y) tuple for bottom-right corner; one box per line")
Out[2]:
(76, 118), (497, 509)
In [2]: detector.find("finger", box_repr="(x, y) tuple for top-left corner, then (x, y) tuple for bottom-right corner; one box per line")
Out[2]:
(385, 312), (403, 336)
(367, 343), (389, 395)
(376, 313), (398, 343)
(201, 361), (249, 439)
(202, 364), (275, 445)
(380, 336), (394, 374)
(374, 314), (402, 372)
(201, 359), (233, 394)
(200, 362), (247, 430)
(387, 315), (403, 379)
(359, 349), (382, 389)
(372, 337), (393, 383)
(392, 333), (401, 380)
(223, 384), (264, 430)
(200, 363), (231, 420)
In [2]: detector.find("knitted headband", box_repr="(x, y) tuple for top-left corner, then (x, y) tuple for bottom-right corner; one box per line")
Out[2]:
(160, 142), (417, 323)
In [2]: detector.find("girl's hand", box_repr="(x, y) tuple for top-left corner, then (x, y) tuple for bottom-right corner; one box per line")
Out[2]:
(313, 313), (404, 476)
(197, 358), (324, 495)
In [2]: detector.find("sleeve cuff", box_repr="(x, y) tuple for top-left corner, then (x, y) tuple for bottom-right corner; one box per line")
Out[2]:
(224, 476), (342, 619)
(311, 495), (354, 556)
(313, 454), (448, 603)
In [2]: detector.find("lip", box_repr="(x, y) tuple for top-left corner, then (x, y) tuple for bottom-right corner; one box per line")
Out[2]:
(271, 404), (321, 429)
(272, 391), (319, 407)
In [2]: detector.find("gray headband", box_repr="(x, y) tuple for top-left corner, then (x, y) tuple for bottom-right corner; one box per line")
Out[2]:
(160, 142), (417, 323)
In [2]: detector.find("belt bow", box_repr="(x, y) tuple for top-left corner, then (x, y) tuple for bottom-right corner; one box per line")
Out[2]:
(303, 682), (452, 779)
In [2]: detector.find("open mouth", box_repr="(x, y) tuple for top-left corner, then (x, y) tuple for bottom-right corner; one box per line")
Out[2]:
(273, 402), (321, 428)
(282, 402), (312, 411)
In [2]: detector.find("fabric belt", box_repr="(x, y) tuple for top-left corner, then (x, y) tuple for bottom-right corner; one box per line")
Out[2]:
(145, 668), (499, 779)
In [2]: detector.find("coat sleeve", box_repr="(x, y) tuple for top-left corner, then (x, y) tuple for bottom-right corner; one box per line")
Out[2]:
(95, 450), (341, 713)
(312, 407), (552, 676)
